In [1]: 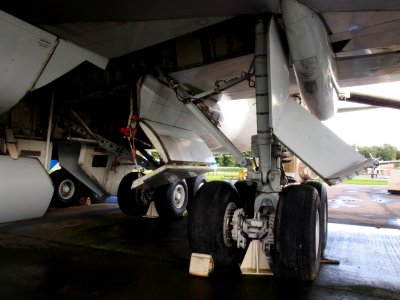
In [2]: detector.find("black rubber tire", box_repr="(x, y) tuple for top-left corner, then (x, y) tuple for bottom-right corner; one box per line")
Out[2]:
(186, 174), (207, 211)
(234, 180), (257, 218)
(117, 172), (152, 216)
(50, 170), (81, 207)
(188, 181), (244, 266)
(303, 181), (328, 257)
(155, 180), (188, 219)
(272, 184), (321, 281)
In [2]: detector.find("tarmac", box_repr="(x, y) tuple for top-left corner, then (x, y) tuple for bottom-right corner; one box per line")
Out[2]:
(328, 184), (400, 229)
(0, 183), (399, 299)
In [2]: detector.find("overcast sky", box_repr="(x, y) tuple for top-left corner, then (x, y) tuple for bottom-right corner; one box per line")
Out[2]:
(323, 82), (400, 149)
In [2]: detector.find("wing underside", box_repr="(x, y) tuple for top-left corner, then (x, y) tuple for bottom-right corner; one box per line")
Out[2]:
(0, 0), (399, 88)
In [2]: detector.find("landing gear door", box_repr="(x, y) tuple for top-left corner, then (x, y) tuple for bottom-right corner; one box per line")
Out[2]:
(139, 120), (215, 165)
(273, 100), (372, 185)
(266, 18), (372, 184)
(135, 120), (215, 189)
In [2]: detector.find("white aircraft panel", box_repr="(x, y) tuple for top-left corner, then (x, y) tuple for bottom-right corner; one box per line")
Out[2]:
(33, 39), (108, 90)
(0, 156), (53, 223)
(140, 120), (215, 164)
(58, 142), (105, 197)
(0, 10), (108, 115)
(267, 16), (372, 184)
(0, 10), (57, 114)
(139, 75), (221, 150)
(267, 18), (290, 129)
(274, 99), (371, 184)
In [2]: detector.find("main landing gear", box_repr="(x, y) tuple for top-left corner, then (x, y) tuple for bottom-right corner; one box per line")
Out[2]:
(117, 173), (206, 220)
(188, 17), (329, 282)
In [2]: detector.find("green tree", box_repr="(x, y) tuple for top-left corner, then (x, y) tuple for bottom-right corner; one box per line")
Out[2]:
(215, 154), (236, 167)
(382, 144), (397, 161)
(356, 144), (399, 160)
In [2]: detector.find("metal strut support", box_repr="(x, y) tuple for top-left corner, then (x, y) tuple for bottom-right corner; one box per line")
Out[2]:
(230, 18), (283, 256)
(253, 19), (271, 185)
(190, 72), (254, 101)
(62, 117), (152, 170)
(250, 19), (282, 194)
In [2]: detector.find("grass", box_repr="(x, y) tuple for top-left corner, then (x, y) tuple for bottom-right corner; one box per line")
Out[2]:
(342, 178), (388, 185)
(205, 167), (246, 181)
(215, 167), (246, 173)
(204, 173), (226, 181)
(205, 167), (389, 185)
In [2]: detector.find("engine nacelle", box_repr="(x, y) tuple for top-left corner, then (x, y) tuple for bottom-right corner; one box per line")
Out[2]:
(281, 0), (338, 120)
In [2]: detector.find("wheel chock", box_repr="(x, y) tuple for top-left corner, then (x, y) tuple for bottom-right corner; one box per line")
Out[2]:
(189, 253), (214, 277)
(143, 201), (159, 218)
(240, 240), (273, 275)
(79, 197), (91, 206)
(320, 258), (340, 265)
(5, 129), (19, 160)
(6, 143), (19, 160)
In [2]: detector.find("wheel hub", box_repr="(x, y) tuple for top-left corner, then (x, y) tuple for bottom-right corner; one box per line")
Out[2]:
(136, 187), (155, 207)
(173, 185), (185, 209)
(315, 210), (320, 257)
(223, 202), (237, 247)
(58, 179), (75, 200)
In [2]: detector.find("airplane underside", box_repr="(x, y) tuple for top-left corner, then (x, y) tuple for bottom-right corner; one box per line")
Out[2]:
(1, 0), (394, 282)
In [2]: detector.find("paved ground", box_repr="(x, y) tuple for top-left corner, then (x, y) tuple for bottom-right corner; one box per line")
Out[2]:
(328, 184), (400, 229)
(0, 184), (399, 299)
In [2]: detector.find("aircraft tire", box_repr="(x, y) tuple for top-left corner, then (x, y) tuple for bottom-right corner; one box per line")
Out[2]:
(272, 184), (321, 281)
(117, 172), (152, 216)
(50, 170), (81, 207)
(155, 180), (188, 219)
(188, 181), (244, 266)
(186, 174), (207, 211)
(303, 181), (328, 257)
